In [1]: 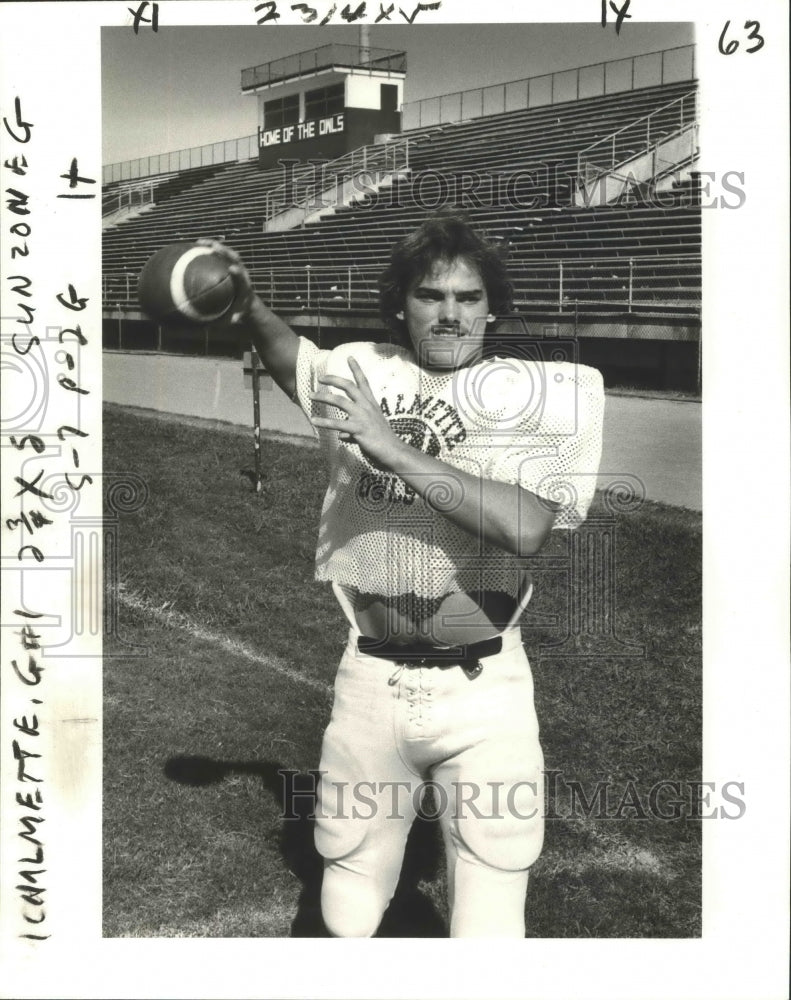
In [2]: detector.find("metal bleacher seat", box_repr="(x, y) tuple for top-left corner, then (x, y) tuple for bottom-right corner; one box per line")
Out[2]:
(102, 78), (700, 318)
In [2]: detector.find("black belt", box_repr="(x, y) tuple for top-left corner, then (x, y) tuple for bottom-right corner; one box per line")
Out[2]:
(356, 634), (503, 679)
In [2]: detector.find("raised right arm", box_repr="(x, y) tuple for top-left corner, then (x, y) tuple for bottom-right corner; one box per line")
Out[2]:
(239, 296), (300, 401)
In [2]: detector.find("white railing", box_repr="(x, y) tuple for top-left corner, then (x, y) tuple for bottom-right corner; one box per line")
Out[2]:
(103, 134), (259, 185)
(262, 137), (411, 224)
(577, 91), (698, 187)
(103, 253), (701, 315)
(102, 179), (157, 218)
(402, 44), (696, 130)
(250, 254), (702, 312)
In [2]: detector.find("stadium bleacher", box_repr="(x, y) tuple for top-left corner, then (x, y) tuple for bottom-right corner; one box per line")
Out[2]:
(102, 74), (701, 336)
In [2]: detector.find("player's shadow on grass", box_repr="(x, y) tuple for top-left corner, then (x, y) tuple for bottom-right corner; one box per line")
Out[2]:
(164, 755), (447, 938)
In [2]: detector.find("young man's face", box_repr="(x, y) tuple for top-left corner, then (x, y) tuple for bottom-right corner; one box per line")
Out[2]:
(403, 257), (491, 371)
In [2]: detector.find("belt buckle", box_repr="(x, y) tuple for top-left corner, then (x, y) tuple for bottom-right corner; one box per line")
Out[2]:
(397, 648), (451, 668)
(394, 644), (483, 678)
(395, 654), (424, 667)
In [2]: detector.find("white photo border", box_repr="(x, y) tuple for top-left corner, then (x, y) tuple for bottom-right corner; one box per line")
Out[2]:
(1, 1), (788, 998)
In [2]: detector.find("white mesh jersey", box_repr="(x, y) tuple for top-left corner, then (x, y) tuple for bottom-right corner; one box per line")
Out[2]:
(295, 337), (605, 601)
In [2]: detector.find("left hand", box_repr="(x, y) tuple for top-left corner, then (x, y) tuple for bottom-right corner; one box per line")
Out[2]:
(310, 357), (403, 467)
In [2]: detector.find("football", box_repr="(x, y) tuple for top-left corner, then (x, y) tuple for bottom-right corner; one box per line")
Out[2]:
(137, 242), (236, 325)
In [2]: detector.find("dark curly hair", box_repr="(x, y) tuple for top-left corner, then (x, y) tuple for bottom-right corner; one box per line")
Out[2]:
(378, 210), (513, 337)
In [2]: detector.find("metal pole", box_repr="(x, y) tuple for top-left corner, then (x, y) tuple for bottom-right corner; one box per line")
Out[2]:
(558, 261), (563, 311)
(359, 24), (370, 65)
(306, 266), (311, 309)
(251, 348), (263, 495)
(628, 258), (633, 310)
(347, 266), (352, 308)
(696, 313), (702, 393)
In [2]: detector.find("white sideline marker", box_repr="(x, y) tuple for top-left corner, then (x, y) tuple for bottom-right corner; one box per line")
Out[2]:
(119, 589), (333, 696)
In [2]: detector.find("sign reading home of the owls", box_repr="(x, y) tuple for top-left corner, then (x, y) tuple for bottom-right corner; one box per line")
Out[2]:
(260, 113), (345, 147)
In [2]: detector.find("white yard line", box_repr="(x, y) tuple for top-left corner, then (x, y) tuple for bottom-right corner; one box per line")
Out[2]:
(119, 589), (333, 696)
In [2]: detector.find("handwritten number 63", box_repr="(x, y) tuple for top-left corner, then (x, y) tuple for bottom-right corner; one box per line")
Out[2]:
(719, 20), (765, 55)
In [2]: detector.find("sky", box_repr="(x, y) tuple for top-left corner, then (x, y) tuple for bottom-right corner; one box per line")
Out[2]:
(102, 22), (694, 166)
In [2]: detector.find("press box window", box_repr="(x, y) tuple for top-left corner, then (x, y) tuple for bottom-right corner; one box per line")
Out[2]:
(305, 83), (345, 120)
(264, 94), (300, 130)
(381, 84), (398, 112)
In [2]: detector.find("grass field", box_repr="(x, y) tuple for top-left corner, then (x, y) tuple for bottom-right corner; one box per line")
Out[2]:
(103, 404), (702, 939)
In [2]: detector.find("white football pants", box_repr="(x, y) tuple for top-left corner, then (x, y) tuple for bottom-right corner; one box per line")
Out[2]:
(314, 597), (545, 938)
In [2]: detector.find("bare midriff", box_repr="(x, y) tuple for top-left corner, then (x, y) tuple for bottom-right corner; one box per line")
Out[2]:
(351, 589), (517, 646)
